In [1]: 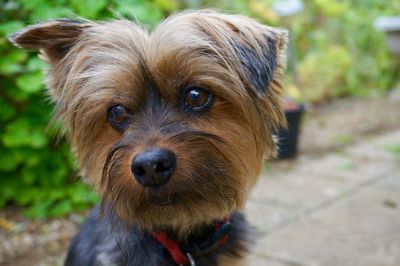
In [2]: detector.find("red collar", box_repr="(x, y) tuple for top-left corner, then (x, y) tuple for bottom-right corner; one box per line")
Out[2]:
(152, 217), (231, 266)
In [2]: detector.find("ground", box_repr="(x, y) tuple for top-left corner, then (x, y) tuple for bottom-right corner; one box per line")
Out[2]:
(1, 94), (400, 266)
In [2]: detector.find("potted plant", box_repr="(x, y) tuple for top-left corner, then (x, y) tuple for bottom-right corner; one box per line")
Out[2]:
(277, 85), (305, 159)
(270, 0), (306, 159)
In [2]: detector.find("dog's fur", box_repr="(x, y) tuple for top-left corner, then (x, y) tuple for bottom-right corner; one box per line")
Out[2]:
(11, 10), (287, 265)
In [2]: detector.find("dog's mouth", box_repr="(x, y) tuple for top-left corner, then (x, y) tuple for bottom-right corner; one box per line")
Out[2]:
(150, 192), (180, 206)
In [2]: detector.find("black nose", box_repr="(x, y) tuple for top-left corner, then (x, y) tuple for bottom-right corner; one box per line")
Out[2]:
(131, 148), (176, 187)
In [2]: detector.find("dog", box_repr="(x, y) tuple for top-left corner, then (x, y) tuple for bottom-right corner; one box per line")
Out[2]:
(10, 10), (287, 266)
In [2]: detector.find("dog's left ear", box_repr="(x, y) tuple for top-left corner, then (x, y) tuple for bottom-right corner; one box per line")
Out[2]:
(210, 14), (288, 136)
(234, 28), (287, 94)
(224, 16), (288, 94)
(9, 19), (89, 64)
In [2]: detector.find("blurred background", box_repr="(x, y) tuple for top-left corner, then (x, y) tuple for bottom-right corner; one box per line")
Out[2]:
(1, 0), (400, 265)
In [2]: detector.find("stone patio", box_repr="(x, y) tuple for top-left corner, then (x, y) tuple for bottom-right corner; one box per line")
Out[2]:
(246, 130), (400, 266)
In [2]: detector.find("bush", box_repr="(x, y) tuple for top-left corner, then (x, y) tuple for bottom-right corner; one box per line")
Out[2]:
(288, 0), (400, 101)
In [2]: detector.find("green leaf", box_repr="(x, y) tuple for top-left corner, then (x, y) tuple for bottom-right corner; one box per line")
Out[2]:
(48, 189), (65, 200)
(13, 147), (40, 164)
(0, 21), (24, 36)
(71, 0), (108, 18)
(49, 200), (73, 217)
(26, 58), (47, 72)
(0, 177), (18, 207)
(0, 152), (19, 172)
(22, 167), (38, 185)
(19, 0), (48, 11)
(30, 129), (48, 148)
(154, 0), (178, 12)
(31, 6), (75, 20)
(8, 88), (31, 101)
(0, 98), (16, 121)
(2, 118), (48, 148)
(68, 184), (90, 204)
(115, 2), (163, 24)
(2, 119), (31, 147)
(0, 50), (27, 75)
(52, 164), (68, 186)
(15, 187), (37, 205)
(16, 72), (44, 93)
(24, 199), (53, 219)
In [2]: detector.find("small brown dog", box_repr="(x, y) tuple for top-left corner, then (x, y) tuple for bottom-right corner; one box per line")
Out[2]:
(11, 10), (287, 266)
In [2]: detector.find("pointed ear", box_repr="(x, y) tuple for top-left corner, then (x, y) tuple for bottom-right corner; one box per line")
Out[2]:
(232, 26), (288, 94)
(9, 19), (89, 63)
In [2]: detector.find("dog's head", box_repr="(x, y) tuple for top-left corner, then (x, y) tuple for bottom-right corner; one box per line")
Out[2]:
(11, 11), (287, 234)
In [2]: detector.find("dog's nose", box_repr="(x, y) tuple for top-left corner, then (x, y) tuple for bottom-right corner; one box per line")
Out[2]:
(131, 148), (176, 187)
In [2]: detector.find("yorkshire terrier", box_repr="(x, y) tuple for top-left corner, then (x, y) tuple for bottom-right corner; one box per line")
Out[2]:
(10, 10), (287, 266)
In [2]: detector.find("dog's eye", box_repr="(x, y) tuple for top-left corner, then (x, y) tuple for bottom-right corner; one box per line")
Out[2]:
(107, 104), (131, 132)
(183, 86), (213, 112)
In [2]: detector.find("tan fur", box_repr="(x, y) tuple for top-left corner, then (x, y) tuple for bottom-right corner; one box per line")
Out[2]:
(218, 255), (247, 266)
(11, 10), (287, 264)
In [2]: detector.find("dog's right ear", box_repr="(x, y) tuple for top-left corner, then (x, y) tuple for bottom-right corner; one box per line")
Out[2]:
(9, 19), (89, 64)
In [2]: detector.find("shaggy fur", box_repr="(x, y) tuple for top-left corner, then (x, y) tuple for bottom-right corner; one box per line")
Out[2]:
(11, 10), (287, 265)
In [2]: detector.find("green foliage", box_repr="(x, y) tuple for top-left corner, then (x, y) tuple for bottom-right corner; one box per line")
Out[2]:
(298, 45), (352, 101)
(285, 0), (400, 101)
(1, 0), (400, 219)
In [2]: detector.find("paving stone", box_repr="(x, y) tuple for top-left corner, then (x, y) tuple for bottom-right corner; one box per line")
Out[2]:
(346, 130), (400, 161)
(246, 131), (400, 265)
(247, 254), (269, 265)
(253, 177), (400, 266)
(376, 173), (400, 192)
(250, 173), (350, 210)
(295, 130), (400, 183)
(247, 253), (302, 266)
(294, 153), (395, 186)
(245, 200), (293, 233)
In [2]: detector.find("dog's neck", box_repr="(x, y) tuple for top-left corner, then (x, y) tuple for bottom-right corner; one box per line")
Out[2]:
(160, 216), (230, 240)
(72, 207), (250, 266)
(150, 215), (238, 265)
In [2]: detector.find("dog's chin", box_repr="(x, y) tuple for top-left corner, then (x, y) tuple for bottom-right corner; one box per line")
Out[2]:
(150, 192), (180, 206)
(126, 193), (232, 233)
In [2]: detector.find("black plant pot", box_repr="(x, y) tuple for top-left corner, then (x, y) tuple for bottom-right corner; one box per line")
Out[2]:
(277, 104), (305, 159)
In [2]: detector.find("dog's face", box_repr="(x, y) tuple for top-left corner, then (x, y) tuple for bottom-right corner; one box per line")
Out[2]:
(11, 11), (287, 234)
